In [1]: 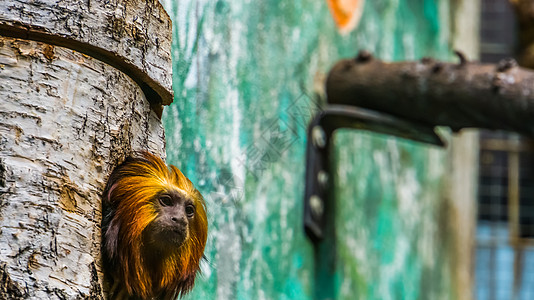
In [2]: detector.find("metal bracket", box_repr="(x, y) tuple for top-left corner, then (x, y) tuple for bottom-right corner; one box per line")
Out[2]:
(303, 104), (444, 243)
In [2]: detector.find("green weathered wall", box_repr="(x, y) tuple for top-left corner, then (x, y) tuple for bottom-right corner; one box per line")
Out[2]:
(161, 0), (453, 299)
(332, 132), (449, 299)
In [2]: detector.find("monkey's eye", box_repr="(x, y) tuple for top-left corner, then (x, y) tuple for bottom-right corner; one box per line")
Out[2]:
(159, 195), (173, 207)
(185, 204), (195, 218)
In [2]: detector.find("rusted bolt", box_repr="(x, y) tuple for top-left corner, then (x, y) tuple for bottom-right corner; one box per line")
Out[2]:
(317, 170), (329, 189)
(309, 195), (324, 220)
(312, 126), (327, 149)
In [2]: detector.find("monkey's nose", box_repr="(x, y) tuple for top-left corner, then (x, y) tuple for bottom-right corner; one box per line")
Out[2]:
(171, 216), (187, 226)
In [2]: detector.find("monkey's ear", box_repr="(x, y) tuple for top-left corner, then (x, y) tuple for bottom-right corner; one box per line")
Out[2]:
(104, 218), (120, 259)
(105, 183), (119, 203)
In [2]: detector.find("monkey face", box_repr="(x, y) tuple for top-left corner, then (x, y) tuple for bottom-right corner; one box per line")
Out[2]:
(143, 189), (196, 249)
(102, 152), (208, 298)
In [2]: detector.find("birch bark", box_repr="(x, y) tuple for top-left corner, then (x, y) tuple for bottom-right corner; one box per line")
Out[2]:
(0, 0), (171, 298)
(0, 35), (166, 299)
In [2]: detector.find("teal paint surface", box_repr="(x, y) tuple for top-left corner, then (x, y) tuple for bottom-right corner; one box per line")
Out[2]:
(332, 132), (450, 299)
(161, 0), (453, 298)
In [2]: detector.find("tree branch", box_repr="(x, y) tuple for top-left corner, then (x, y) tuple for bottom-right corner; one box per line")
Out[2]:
(327, 51), (534, 136)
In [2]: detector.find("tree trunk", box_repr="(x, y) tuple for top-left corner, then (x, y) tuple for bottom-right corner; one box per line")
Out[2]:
(0, 1), (172, 298)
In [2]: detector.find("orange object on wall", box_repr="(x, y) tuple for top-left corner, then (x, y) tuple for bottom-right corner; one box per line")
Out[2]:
(327, 0), (365, 34)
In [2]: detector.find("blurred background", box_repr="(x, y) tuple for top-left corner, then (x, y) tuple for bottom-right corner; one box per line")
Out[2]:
(158, 0), (534, 299)
(477, 1), (534, 299)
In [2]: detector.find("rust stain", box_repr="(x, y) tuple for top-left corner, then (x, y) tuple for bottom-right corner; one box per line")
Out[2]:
(59, 183), (78, 213)
(27, 251), (40, 270)
(56, 174), (83, 214)
(13, 125), (22, 143)
(11, 41), (39, 58)
(0, 263), (26, 298)
(42, 44), (55, 61)
(54, 173), (92, 216)
(326, 0), (365, 34)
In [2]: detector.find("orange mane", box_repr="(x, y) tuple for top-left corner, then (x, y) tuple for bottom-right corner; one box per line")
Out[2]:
(102, 151), (207, 299)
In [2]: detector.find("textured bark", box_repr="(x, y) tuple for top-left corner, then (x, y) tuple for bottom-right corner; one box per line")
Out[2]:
(0, 36), (165, 299)
(0, 0), (173, 107)
(327, 54), (534, 136)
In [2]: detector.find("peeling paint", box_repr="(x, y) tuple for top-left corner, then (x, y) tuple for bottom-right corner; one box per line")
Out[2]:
(162, 0), (453, 299)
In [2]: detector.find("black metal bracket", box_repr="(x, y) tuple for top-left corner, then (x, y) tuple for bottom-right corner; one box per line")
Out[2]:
(303, 104), (444, 243)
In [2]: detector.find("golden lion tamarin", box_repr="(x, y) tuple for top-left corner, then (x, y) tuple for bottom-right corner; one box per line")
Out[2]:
(102, 151), (208, 300)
